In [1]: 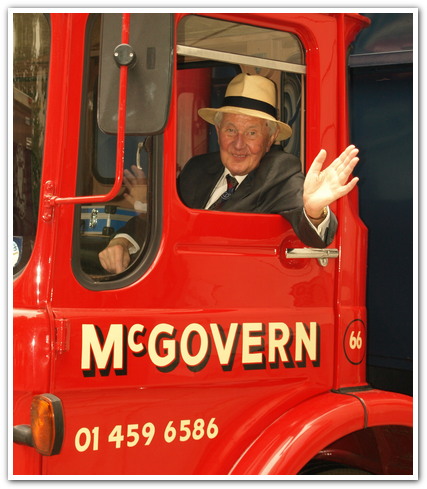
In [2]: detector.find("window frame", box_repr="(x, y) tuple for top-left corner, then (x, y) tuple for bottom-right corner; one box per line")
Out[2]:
(176, 14), (307, 176)
(71, 13), (164, 291)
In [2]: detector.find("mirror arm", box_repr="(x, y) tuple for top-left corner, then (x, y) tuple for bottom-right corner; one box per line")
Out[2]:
(49, 13), (130, 207)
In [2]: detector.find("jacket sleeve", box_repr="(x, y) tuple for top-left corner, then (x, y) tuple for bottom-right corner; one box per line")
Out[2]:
(254, 149), (338, 248)
(280, 206), (338, 248)
(111, 213), (148, 252)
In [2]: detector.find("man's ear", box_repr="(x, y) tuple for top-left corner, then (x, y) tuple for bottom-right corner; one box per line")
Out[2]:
(267, 128), (280, 150)
(215, 124), (220, 143)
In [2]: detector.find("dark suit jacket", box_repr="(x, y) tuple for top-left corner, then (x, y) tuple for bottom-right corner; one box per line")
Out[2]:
(177, 147), (337, 248)
(118, 147), (337, 248)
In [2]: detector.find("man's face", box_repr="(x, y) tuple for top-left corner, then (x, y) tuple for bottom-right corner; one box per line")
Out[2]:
(216, 113), (277, 176)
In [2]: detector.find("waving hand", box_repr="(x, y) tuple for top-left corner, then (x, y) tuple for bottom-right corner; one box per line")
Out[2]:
(303, 145), (360, 220)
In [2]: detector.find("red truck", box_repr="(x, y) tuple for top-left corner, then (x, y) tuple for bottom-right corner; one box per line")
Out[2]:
(12, 12), (413, 476)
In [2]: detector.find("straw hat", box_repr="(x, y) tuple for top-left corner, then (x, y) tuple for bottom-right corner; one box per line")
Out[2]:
(198, 73), (292, 141)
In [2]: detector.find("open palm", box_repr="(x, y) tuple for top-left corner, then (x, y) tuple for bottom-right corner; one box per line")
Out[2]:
(123, 165), (148, 208)
(303, 145), (360, 216)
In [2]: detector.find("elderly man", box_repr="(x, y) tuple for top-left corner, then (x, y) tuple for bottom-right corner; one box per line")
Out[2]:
(99, 73), (359, 274)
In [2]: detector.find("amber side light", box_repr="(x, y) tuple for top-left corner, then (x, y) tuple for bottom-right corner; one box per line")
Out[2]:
(30, 394), (64, 456)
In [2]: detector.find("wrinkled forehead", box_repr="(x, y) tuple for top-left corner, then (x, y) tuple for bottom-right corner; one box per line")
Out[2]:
(220, 112), (270, 130)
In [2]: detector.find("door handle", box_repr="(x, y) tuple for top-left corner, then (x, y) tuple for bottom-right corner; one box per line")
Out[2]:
(285, 248), (339, 267)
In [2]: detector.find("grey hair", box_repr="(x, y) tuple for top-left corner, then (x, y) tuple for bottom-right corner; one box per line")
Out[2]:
(214, 111), (278, 137)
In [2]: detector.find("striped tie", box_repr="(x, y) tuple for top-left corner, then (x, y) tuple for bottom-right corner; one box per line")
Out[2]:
(209, 174), (239, 210)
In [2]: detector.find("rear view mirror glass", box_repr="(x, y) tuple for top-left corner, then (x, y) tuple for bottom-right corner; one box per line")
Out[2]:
(98, 13), (173, 135)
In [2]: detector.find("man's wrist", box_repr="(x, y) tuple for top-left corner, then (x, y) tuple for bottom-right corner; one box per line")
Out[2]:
(114, 233), (140, 254)
(305, 206), (328, 220)
(108, 237), (131, 250)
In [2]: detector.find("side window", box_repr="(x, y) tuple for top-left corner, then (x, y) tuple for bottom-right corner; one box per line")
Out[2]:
(72, 14), (171, 286)
(13, 13), (50, 275)
(176, 15), (305, 177)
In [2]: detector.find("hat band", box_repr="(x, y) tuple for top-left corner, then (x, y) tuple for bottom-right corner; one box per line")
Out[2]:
(223, 96), (277, 119)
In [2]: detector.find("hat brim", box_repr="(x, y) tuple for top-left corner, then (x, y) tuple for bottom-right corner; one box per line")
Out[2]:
(198, 106), (292, 141)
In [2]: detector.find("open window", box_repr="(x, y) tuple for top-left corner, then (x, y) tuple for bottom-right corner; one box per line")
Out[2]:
(176, 15), (306, 176)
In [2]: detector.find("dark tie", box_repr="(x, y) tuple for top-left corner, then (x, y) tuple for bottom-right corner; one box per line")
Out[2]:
(209, 174), (239, 210)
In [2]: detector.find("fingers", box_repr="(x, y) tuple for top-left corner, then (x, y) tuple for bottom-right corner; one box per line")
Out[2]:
(325, 145), (359, 184)
(330, 144), (355, 164)
(339, 155), (359, 183)
(98, 246), (123, 273)
(124, 167), (147, 201)
(124, 165), (148, 206)
(124, 170), (136, 189)
(333, 145), (359, 171)
(125, 165), (147, 185)
(308, 149), (327, 175)
(336, 148), (359, 185)
(123, 193), (134, 207)
(309, 145), (359, 178)
(98, 240), (131, 274)
(338, 176), (360, 198)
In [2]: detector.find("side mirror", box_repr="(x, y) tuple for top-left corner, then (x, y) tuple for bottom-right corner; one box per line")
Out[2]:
(98, 13), (173, 135)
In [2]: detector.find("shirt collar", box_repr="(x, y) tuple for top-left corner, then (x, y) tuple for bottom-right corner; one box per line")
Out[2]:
(221, 169), (247, 185)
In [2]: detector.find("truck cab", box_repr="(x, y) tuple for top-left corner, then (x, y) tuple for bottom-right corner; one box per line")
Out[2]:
(12, 12), (413, 476)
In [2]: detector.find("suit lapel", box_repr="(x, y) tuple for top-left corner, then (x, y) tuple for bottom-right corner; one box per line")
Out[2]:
(194, 154), (224, 208)
(221, 169), (255, 210)
(233, 171), (255, 199)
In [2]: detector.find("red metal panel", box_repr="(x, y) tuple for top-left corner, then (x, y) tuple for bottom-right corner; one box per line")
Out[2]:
(13, 309), (52, 474)
(13, 12), (411, 478)
(229, 389), (412, 475)
(12, 13), (89, 476)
